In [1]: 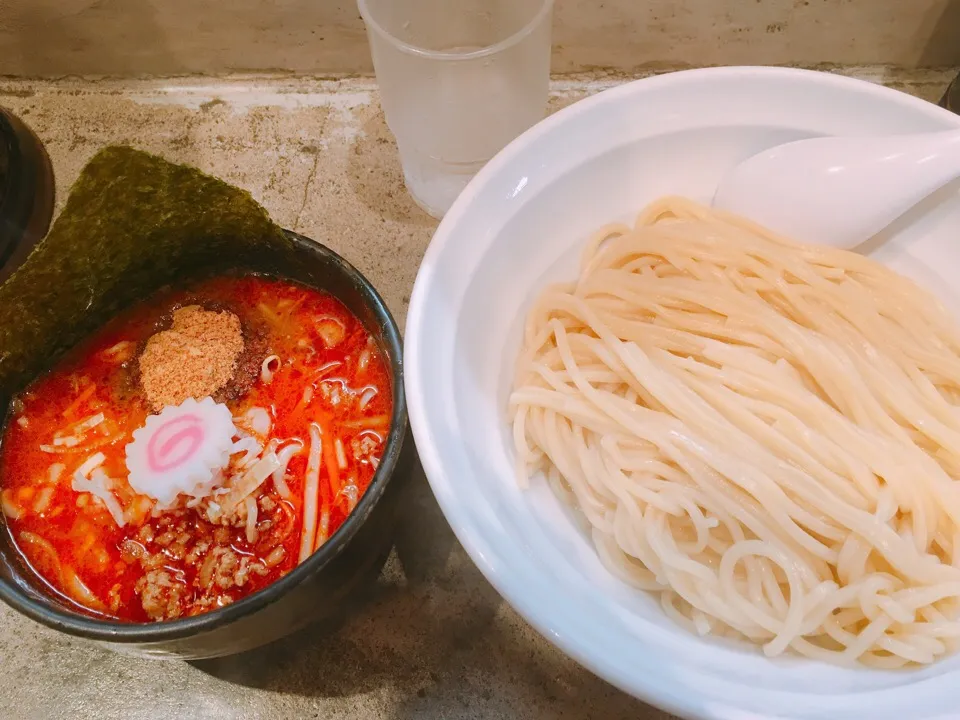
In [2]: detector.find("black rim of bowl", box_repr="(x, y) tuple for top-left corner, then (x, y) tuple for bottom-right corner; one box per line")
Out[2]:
(0, 110), (17, 269)
(0, 108), (54, 282)
(0, 230), (407, 642)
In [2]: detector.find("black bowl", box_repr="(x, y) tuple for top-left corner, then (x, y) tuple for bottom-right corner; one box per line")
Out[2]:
(0, 230), (416, 659)
(0, 107), (54, 283)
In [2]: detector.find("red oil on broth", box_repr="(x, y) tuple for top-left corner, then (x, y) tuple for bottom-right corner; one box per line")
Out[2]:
(0, 275), (392, 622)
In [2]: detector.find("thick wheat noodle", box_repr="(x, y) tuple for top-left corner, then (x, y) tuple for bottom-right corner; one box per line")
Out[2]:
(509, 196), (960, 667)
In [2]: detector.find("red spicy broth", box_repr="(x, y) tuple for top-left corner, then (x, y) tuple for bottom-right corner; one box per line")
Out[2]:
(0, 275), (392, 622)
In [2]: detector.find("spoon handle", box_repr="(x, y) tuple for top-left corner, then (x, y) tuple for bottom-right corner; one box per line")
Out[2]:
(714, 127), (960, 249)
(882, 129), (960, 205)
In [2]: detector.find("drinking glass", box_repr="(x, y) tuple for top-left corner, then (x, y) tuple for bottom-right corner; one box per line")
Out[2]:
(358, 0), (554, 218)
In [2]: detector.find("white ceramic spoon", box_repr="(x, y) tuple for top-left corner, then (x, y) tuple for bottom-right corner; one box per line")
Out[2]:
(712, 129), (960, 249)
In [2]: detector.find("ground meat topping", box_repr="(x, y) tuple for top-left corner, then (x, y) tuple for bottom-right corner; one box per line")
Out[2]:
(351, 433), (379, 462)
(196, 546), (268, 591)
(138, 305), (244, 410)
(136, 569), (186, 620)
(120, 503), (279, 620)
(184, 539), (211, 566)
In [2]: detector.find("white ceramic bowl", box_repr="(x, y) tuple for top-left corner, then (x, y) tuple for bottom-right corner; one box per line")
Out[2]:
(404, 67), (960, 720)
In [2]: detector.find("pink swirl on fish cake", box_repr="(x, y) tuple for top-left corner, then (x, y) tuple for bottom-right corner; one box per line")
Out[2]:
(146, 413), (205, 473)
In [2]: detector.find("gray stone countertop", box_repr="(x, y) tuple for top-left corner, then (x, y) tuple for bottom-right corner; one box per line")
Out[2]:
(0, 68), (955, 720)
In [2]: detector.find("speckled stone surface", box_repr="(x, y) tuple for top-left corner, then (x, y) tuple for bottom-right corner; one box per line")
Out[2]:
(0, 68), (955, 720)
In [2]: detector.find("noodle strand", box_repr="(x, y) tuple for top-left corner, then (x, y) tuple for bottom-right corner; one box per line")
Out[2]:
(510, 197), (960, 666)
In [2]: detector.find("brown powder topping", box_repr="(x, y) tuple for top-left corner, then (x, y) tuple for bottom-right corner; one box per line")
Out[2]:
(139, 305), (244, 410)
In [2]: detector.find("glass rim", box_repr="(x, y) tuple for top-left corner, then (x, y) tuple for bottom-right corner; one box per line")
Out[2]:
(357, 0), (555, 62)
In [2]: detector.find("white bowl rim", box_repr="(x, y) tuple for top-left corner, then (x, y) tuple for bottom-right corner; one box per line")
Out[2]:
(404, 65), (960, 719)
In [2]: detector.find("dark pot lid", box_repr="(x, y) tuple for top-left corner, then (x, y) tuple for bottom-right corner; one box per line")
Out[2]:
(0, 108), (54, 283)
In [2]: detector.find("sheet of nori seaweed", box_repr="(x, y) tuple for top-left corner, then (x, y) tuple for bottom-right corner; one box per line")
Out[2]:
(0, 145), (292, 396)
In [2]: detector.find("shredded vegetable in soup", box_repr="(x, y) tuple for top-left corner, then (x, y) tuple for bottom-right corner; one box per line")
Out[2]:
(0, 276), (392, 622)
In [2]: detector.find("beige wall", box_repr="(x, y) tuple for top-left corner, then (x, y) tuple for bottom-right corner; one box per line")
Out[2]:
(2, 0), (959, 78)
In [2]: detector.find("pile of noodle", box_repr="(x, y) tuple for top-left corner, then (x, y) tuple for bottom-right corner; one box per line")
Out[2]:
(510, 196), (960, 667)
